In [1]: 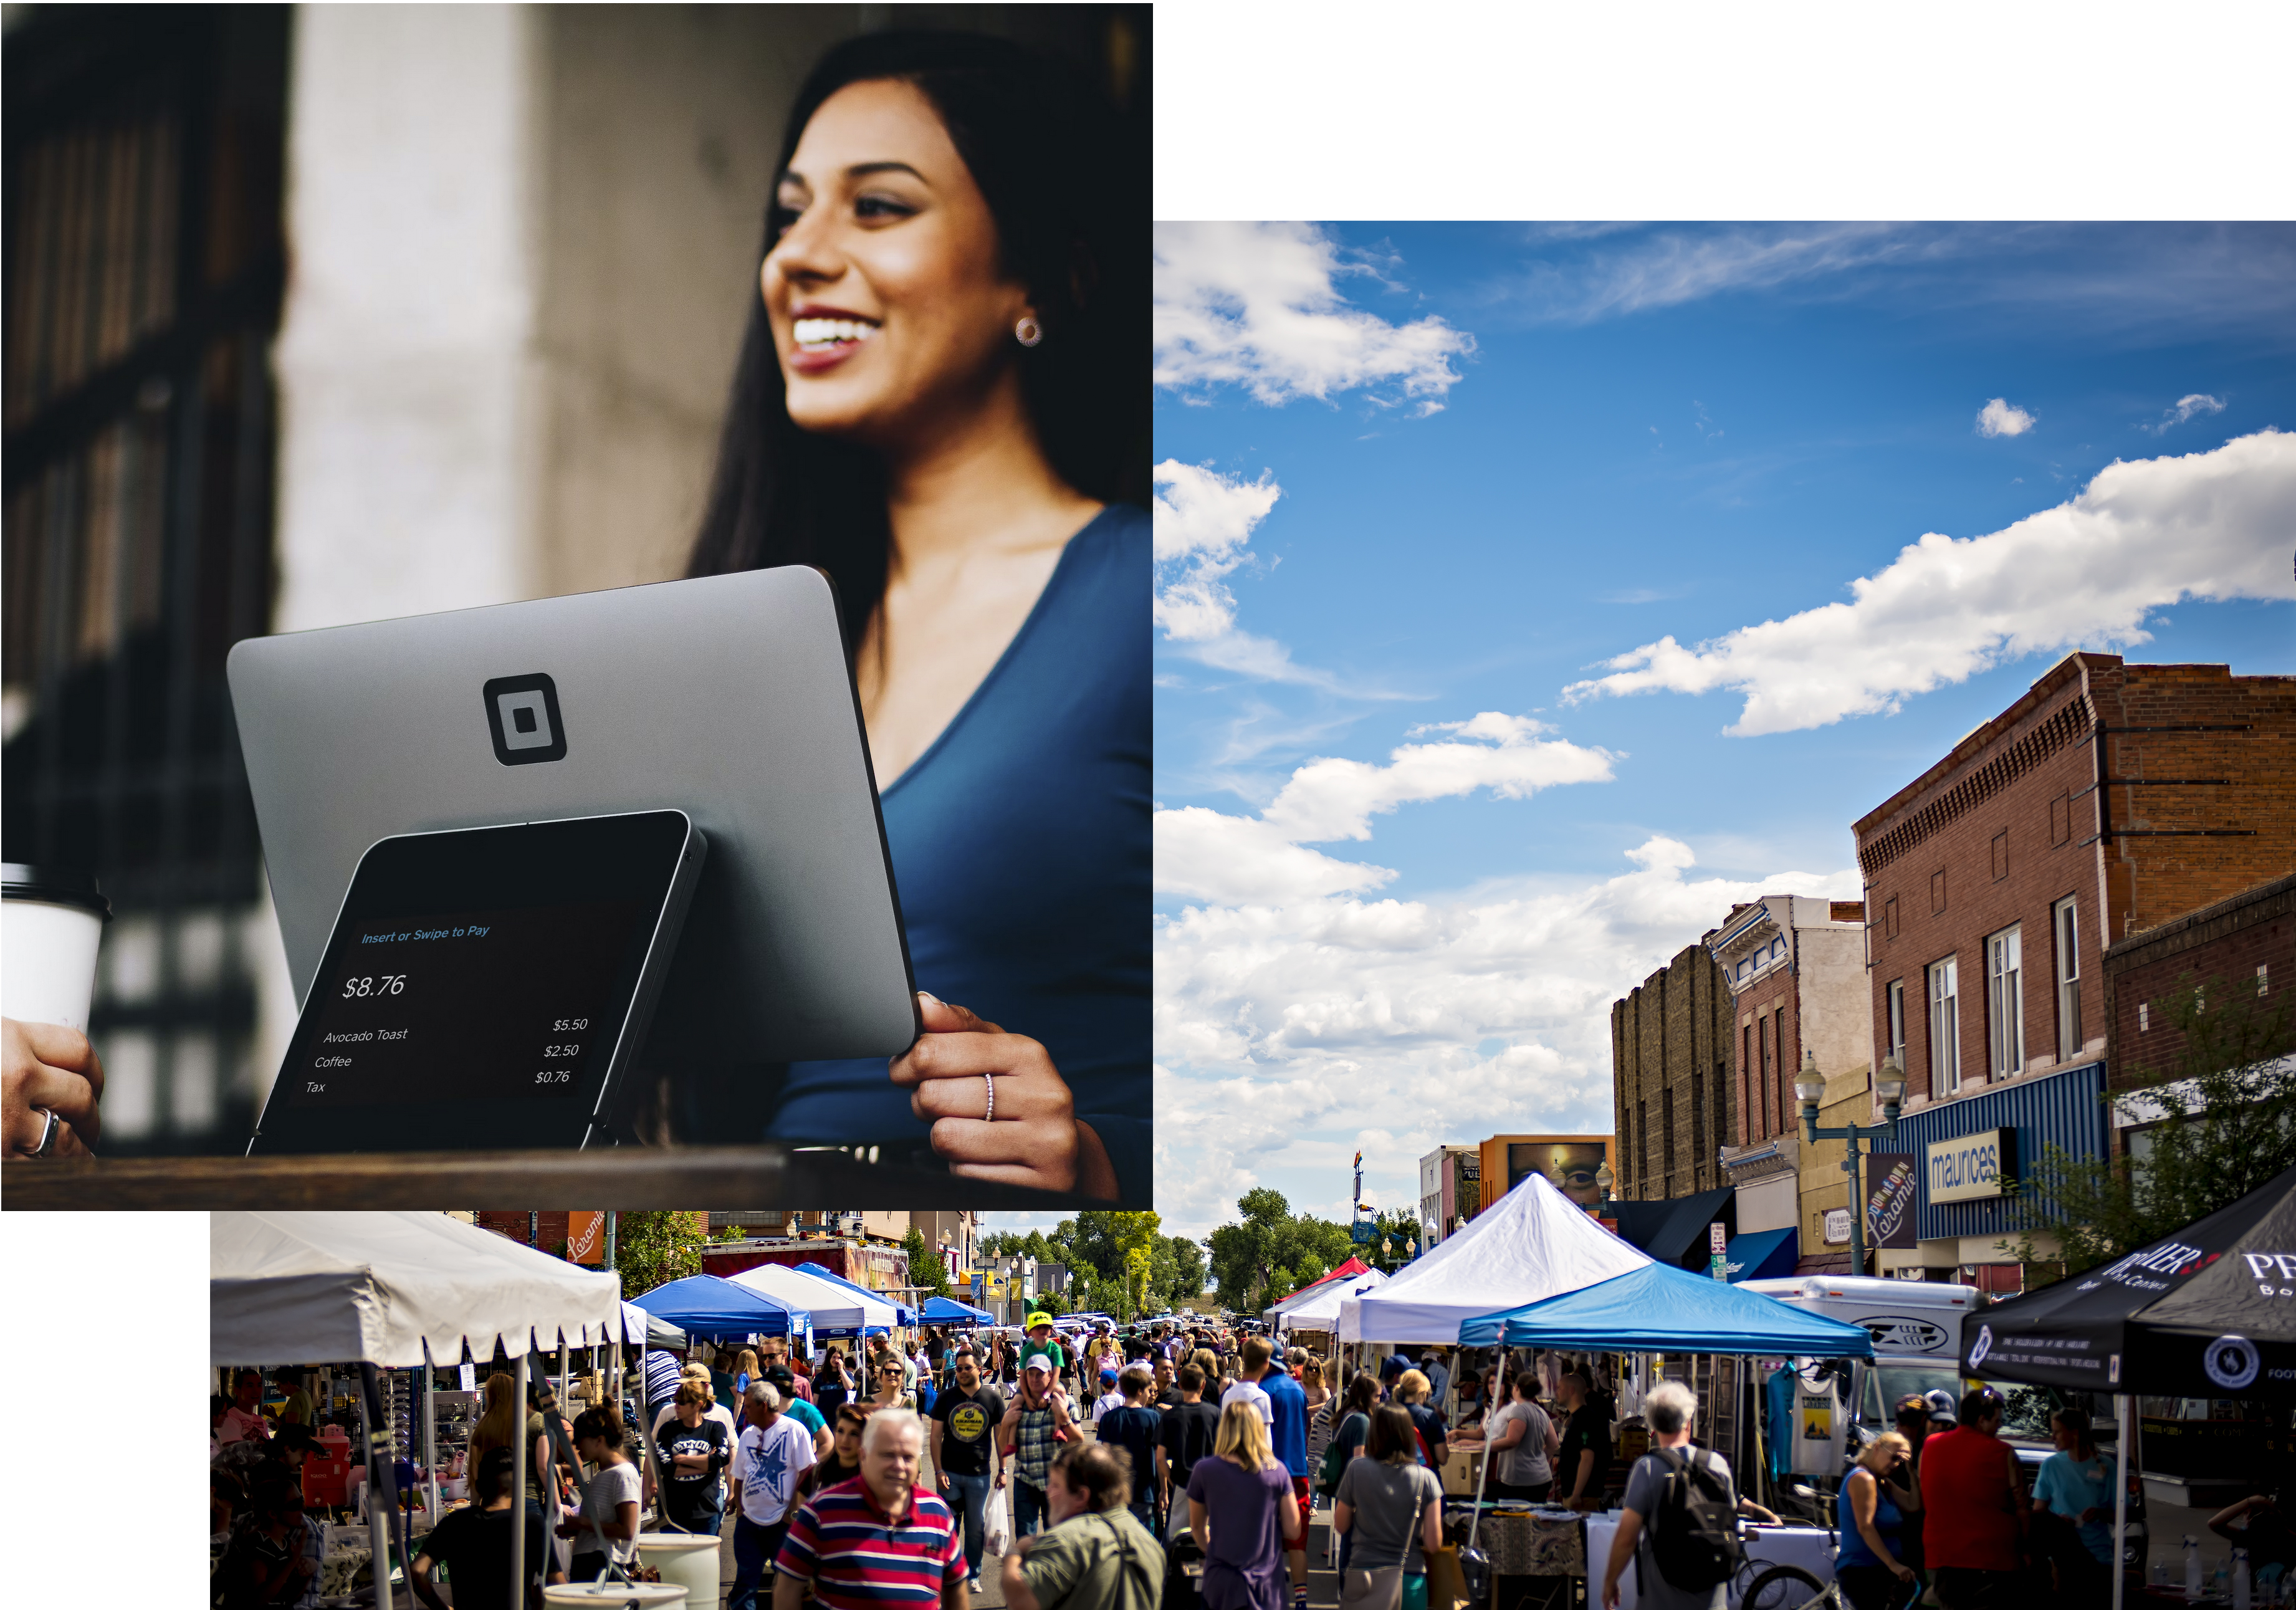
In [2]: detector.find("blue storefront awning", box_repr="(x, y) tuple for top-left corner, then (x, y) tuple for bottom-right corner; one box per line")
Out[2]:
(1724, 1227), (1798, 1283)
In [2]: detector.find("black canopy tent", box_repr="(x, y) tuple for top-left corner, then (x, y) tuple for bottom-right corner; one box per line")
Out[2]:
(1957, 1161), (2296, 1610)
(1959, 1161), (2296, 1396)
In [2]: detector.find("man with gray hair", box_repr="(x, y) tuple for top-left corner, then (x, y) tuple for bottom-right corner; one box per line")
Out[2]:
(775, 1407), (966, 1608)
(729, 1381), (814, 1610)
(1599, 1381), (1776, 1609)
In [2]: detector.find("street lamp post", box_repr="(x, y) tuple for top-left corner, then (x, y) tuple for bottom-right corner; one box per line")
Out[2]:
(1796, 1050), (1907, 1277)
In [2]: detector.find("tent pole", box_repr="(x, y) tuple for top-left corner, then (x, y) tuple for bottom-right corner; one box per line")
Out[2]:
(510, 1349), (527, 1610)
(1465, 1333), (1493, 1560)
(357, 1362), (396, 1610)
(423, 1345), (438, 1528)
(2113, 1392), (2130, 1610)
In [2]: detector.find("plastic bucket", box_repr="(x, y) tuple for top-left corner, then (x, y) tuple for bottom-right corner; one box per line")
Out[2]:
(542, 1580), (687, 1609)
(636, 1531), (720, 1603)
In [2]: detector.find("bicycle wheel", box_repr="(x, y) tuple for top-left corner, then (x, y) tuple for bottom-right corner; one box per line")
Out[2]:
(1739, 1563), (1830, 1610)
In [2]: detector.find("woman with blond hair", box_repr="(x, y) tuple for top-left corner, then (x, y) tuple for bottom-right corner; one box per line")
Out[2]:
(1187, 1400), (1301, 1610)
(1836, 1430), (1921, 1609)
(467, 1372), (551, 1515)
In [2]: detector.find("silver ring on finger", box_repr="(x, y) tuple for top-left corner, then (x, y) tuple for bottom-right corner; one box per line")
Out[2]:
(31, 1106), (60, 1158)
(982, 1072), (995, 1123)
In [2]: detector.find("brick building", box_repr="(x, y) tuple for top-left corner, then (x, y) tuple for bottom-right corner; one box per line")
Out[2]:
(2103, 870), (2295, 1156)
(1703, 896), (1869, 1268)
(1610, 944), (1734, 1202)
(1417, 1144), (1479, 1248)
(1853, 653), (2296, 1282)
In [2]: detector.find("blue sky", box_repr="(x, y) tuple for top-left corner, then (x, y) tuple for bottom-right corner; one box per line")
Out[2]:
(1150, 221), (2296, 1241)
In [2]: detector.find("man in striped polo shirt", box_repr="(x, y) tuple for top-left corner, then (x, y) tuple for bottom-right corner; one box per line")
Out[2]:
(772, 1407), (966, 1608)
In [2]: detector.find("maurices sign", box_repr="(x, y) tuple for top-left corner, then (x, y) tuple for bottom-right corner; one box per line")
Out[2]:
(1926, 1128), (2017, 1204)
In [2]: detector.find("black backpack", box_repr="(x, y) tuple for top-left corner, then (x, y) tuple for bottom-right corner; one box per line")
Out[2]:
(1643, 1447), (1742, 1591)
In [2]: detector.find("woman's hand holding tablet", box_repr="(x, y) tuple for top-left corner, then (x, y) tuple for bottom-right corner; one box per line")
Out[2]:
(891, 993), (1118, 1199)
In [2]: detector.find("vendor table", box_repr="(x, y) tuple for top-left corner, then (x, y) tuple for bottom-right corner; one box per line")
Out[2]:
(1583, 1515), (1834, 1607)
(3, 1143), (1101, 1209)
(1450, 1505), (1584, 1576)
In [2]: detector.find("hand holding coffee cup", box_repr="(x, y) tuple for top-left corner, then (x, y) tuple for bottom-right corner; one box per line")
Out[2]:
(2, 864), (113, 1157)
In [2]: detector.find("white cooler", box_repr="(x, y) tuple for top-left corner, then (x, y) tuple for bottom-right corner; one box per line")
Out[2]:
(636, 1531), (721, 1604)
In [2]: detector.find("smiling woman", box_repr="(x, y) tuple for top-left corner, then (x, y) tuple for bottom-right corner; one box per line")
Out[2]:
(680, 32), (1150, 1203)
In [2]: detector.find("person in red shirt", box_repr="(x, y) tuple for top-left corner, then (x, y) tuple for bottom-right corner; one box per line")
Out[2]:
(773, 1407), (964, 1609)
(1918, 1386), (2030, 1610)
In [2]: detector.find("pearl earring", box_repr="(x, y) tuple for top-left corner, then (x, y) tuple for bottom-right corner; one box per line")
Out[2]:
(1014, 315), (1043, 347)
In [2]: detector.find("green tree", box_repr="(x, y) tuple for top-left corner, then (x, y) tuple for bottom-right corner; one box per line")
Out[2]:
(1162, 1234), (1208, 1308)
(901, 1226), (952, 1298)
(614, 1210), (710, 1298)
(1207, 1189), (1356, 1311)
(2006, 970), (2296, 1275)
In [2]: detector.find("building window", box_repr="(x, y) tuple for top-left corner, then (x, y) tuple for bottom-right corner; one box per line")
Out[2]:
(1741, 1026), (1754, 1143)
(1758, 1015), (1772, 1137)
(2139, 1002), (2149, 1032)
(1886, 979), (1906, 1073)
(2052, 894), (2082, 1060)
(1987, 924), (2023, 1080)
(1991, 830), (2009, 882)
(1928, 956), (1960, 1093)
(1931, 870), (1948, 915)
(1883, 896), (1900, 941)
(1715, 1059), (1729, 1159)
(1775, 1007), (1789, 1128)
(1690, 1068), (1705, 1183)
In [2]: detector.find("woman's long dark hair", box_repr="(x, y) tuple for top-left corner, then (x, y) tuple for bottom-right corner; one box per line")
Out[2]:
(686, 30), (1148, 649)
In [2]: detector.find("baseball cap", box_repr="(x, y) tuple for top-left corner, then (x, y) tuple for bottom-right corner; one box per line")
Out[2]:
(765, 1364), (796, 1389)
(1922, 1389), (1958, 1424)
(1023, 1354), (1055, 1376)
(1099, 1367), (1119, 1384)
(1026, 1313), (1053, 1330)
(1893, 1393), (1931, 1422)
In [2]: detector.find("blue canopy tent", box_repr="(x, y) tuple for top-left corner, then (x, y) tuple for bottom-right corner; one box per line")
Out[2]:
(629, 1275), (810, 1341)
(1457, 1260), (1877, 1356)
(921, 1295), (993, 1325)
(795, 1261), (916, 1325)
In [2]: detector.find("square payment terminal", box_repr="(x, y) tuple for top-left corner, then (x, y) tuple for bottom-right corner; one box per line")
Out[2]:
(247, 810), (706, 1153)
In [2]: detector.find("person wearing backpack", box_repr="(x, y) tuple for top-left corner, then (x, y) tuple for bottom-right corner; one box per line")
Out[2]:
(1600, 1381), (1743, 1610)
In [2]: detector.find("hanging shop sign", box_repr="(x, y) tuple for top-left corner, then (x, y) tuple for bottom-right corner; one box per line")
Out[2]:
(1824, 1209), (1852, 1245)
(1863, 1152), (1920, 1250)
(1926, 1128), (2017, 1204)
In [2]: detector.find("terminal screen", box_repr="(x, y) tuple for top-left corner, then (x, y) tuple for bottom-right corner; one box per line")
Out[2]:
(284, 901), (647, 1108)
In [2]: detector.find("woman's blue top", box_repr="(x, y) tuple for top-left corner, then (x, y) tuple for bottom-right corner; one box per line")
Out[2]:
(765, 505), (1150, 1203)
(1835, 1466), (1903, 1570)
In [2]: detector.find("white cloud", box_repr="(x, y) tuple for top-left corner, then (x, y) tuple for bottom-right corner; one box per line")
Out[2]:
(2144, 392), (2227, 434)
(1154, 835), (1859, 1239)
(1153, 459), (1392, 694)
(1498, 223), (1946, 323)
(1562, 429), (2296, 737)
(1155, 712), (1616, 908)
(1154, 223), (1474, 408)
(1976, 397), (2037, 437)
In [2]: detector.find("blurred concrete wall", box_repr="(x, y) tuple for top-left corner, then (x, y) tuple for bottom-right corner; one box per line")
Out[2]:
(274, 4), (868, 638)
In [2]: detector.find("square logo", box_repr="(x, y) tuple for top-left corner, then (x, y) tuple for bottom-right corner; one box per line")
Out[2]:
(482, 673), (567, 765)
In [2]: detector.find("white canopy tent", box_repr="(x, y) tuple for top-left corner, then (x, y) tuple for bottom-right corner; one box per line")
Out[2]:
(211, 1212), (629, 1610)
(212, 1210), (630, 1366)
(1273, 1268), (1387, 1333)
(726, 1260), (900, 1334)
(1337, 1172), (1650, 1344)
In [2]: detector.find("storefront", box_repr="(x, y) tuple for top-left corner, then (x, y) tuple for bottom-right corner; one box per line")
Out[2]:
(1874, 1061), (2107, 1290)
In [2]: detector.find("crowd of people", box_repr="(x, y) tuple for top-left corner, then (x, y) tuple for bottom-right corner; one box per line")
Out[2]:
(217, 1314), (2296, 1610)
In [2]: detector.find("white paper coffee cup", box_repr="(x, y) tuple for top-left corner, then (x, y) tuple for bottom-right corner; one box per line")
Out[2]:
(2, 863), (113, 1034)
